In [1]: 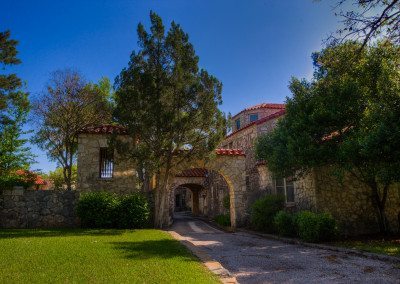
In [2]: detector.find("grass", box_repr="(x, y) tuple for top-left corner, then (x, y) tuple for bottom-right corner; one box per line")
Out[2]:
(334, 238), (400, 257)
(0, 229), (219, 283)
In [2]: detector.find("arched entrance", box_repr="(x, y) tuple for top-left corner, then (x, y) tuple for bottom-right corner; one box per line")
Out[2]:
(172, 167), (244, 227)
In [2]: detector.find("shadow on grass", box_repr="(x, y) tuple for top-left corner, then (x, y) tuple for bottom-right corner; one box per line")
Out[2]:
(0, 228), (124, 239)
(110, 240), (196, 261)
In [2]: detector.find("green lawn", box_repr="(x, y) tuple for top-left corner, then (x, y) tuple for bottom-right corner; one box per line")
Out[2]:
(0, 229), (219, 283)
(334, 238), (400, 257)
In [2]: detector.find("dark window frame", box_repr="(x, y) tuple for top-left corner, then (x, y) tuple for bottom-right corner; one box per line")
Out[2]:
(99, 147), (114, 179)
(274, 177), (295, 203)
(249, 113), (259, 122)
(235, 118), (241, 130)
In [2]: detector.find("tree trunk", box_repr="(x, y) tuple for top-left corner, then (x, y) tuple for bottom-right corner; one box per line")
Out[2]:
(154, 168), (172, 228)
(62, 166), (72, 191)
(370, 181), (389, 235)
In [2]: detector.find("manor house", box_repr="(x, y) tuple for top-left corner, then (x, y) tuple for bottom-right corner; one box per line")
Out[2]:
(77, 103), (400, 235)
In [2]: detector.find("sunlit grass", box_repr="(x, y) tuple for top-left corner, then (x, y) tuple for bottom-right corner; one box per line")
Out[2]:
(0, 229), (218, 283)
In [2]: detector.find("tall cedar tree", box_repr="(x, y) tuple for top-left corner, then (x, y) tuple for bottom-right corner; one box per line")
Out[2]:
(0, 30), (32, 186)
(256, 42), (400, 234)
(114, 12), (226, 228)
(33, 70), (112, 190)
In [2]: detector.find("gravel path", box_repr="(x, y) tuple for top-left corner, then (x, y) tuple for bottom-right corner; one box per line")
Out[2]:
(171, 214), (400, 283)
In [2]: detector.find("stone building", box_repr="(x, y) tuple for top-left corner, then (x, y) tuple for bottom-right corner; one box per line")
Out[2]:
(76, 103), (400, 235)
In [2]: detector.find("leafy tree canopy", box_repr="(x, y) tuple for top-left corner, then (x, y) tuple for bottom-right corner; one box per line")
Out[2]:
(33, 69), (112, 190)
(256, 41), (400, 233)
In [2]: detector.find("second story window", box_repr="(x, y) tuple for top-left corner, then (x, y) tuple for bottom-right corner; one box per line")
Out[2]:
(235, 119), (241, 130)
(99, 147), (114, 178)
(249, 113), (259, 122)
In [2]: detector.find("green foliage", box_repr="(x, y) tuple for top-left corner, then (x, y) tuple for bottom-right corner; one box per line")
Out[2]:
(214, 214), (231, 227)
(77, 192), (150, 229)
(0, 172), (34, 190)
(49, 165), (77, 190)
(33, 70), (112, 190)
(113, 12), (227, 227)
(250, 194), (285, 233)
(0, 30), (32, 179)
(295, 211), (337, 243)
(273, 210), (296, 237)
(77, 192), (119, 228)
(114, 194), (151, 228)
(223, 195), (230, 211)
(256, 41), (400, 234)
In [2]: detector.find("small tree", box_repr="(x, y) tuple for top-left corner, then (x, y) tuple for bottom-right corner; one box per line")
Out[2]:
(48, 165), (77, 190)
(256, 41), (400, 234)
(114, 12), (226, 228)
(33, 70), (112, 190)
(0, 30), (32, 187)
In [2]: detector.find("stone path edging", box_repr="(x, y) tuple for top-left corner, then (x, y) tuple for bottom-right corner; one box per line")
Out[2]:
(237, 228), (400, 265)
(167, 230), (237, 284)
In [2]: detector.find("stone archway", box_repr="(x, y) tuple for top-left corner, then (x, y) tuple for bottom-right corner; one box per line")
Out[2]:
(171, 151), (246, 228)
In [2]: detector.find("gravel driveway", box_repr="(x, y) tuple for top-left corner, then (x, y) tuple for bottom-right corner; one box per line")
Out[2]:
(170, 214), (400, 283)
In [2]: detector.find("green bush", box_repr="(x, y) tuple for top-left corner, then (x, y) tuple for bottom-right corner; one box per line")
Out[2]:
(115, 194), (150, 228)
(214, 214), (231, 227)
(223, 195), (230, 211)
(250, 194), (285, 233)
(77, 192), (150, 228)
(274, 210), (296, 237)
(295, 211), (337, 242)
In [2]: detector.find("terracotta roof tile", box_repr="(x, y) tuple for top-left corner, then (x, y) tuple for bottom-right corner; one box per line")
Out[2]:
(215, 148), (245, 156)
(232, 103), (285, 118)
(80, 125), (128, 135)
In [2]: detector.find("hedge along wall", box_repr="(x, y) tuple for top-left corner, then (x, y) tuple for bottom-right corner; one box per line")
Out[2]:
(0, 187), (79, 228)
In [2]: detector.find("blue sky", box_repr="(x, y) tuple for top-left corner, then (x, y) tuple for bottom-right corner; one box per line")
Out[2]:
(2, 0), (341, 173)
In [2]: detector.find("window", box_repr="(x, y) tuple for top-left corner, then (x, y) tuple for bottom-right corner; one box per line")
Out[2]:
(275, 178), (295, 203)
(99, 147), (114, 178)
(235, 119), (240, 130)
(249, 113), (259, 122)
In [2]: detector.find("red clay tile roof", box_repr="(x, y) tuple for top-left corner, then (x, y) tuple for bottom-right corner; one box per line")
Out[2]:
(215, 148), (245, 156)
(15, 169), (47, 186)
(232, 103), (285, 118)
(80, 125), (128, 135)
(176, 168), (208, 177)
(226, 109), (286, 138)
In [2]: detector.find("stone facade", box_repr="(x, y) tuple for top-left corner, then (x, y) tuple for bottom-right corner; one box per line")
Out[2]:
(77, 133), (138, 194)
(0, 187), (79, 228)
(314, 168), (400, 236)
(75, 103), (400, 235)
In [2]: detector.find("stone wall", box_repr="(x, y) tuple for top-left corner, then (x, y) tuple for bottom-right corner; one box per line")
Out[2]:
(0, 188), (79, 228)
(77, 134), (138, 194)
(314, 168), (400, 236)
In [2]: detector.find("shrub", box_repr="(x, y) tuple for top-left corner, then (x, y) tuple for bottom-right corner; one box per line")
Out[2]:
(115, 194), (150, 228)
(250, 194), (285, 233)
(214, 214), (231, 227)
(274, 210), (296, 237)
(295, 211), (337, 242)
(77, 192), (119, 228)
(77, 192), (150, 228)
